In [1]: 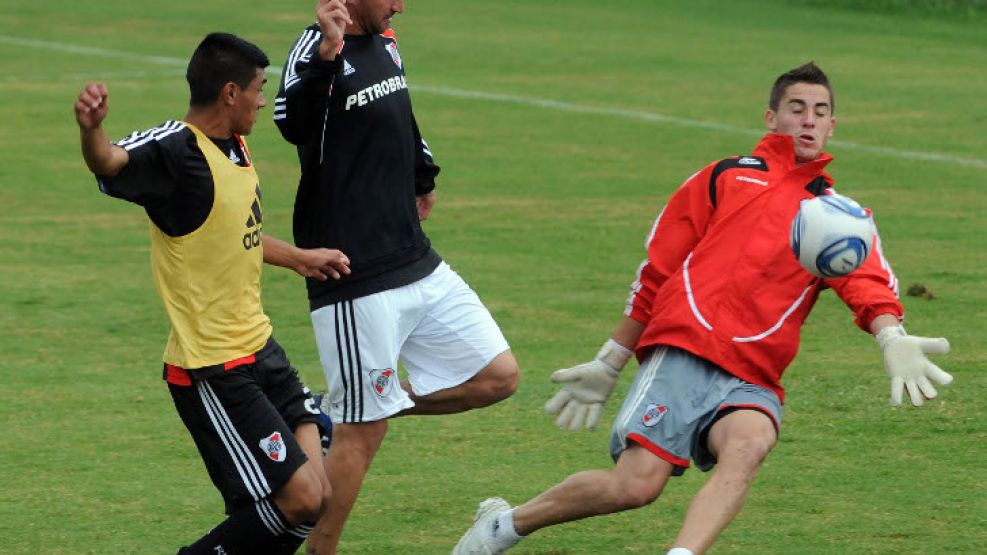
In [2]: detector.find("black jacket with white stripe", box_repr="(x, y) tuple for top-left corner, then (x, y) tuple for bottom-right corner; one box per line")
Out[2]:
(274, 25), (441, 310)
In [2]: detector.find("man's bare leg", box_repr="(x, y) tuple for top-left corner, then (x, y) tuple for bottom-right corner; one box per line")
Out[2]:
(512, 445), (675, 534)
(305, 420), (387, 555)
(398, 350), (519, 416)
(275, 422), (332, 526)
(670, 409), (777, 554)
(452, 445), (676, 554)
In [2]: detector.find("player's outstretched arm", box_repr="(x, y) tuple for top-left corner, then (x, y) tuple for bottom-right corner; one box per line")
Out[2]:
(75, 83), (128, 177)
(544, 316), (643, 431)
(261, 234), (350, 281)
(872, 314), (953, 407)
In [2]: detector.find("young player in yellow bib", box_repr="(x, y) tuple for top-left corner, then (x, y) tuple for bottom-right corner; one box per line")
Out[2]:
(75, 33), (350, 554)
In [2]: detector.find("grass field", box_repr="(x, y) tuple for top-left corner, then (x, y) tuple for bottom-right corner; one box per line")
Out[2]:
(1, 0), (985, 553)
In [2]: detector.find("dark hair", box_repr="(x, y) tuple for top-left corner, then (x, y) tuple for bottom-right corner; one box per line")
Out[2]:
(769, 61), (835, 114)
(186, 32), (269, 107)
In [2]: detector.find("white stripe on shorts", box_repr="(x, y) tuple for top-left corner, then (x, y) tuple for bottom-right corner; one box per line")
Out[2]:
(288, 524), (313, 539)
(196, 381), (272, 501)
(256, 498), (287, 535)
(615, 346), (666, 438)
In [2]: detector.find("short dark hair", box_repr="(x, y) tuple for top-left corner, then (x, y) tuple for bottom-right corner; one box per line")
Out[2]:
(186, 32), (269, 107)
(769, 61), (835, 114)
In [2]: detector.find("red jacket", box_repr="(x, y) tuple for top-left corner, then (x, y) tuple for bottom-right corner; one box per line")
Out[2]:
(626, 134), (902, 402)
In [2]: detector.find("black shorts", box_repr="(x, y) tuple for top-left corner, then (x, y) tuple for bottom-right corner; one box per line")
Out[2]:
(166, 337), (323, 513)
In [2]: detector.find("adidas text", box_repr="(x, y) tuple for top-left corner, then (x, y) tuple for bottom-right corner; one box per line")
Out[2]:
(243, 225), (262, 250)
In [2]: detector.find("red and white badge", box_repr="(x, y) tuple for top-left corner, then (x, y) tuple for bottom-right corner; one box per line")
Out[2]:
(259, 431), (287, 462)
(369, 368), (395, 397)
(385, 42), (402, 69)
(642, 404), (668, 428)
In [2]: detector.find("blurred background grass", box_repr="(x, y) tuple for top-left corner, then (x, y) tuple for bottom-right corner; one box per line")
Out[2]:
(1, 0), (984, 552)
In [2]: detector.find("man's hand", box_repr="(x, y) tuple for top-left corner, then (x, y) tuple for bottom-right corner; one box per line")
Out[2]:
(417, 190), (435, 221)
(876, 325), (952, 407)
(544, 339), (632, 431)
(75, 82), (128, 176)
(294, 247), (351, 281)
(317, 0), (352, 61)
(261, 235), (351, 280)
(75, 82), (109, 130)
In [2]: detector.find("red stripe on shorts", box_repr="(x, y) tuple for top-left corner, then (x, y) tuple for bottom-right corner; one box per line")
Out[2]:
(627, 433), (690, 467)
(164, 364), (192, 386)
(165, 354), (258, 386)
(223, 354), (256, 370)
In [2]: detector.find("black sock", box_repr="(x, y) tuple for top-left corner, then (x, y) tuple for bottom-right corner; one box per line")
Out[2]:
(178, 498), (298, 554)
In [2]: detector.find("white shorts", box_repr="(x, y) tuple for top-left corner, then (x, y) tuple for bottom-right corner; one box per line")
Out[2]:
(311, 262), (510, 423)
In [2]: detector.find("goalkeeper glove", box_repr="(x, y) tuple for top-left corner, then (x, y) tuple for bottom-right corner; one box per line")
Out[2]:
(544, 339), (633, 431)
(875, 325), (952, 407)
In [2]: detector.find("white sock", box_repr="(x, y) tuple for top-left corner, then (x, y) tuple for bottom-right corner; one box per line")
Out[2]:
(666, 548), (694, 555)
(486, 508), (523, 552)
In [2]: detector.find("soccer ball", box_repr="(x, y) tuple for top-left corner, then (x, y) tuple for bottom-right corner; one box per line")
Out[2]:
(790, 193), (874, 278)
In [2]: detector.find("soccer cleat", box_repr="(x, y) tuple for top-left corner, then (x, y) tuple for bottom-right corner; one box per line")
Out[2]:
(452, 497), (512, 555)
(312, 392), (333, 455)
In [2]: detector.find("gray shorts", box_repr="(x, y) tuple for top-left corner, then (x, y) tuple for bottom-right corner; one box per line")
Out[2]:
(609, 346), (782, 476)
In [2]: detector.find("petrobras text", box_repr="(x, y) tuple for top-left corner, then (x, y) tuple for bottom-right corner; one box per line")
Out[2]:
(345, 75), (408, 111)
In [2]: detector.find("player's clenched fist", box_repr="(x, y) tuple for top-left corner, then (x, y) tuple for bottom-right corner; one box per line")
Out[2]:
(75, 83), (109, 130)
(317, 0), (352, 61)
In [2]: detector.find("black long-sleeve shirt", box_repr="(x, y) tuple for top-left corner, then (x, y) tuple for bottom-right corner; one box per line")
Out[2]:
(274, 26), (441, 310)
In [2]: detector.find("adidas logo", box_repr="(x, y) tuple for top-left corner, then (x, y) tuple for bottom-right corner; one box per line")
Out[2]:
(242, 185), (263, 250)
(343, 59), (355, 76)
(228, 149), (241, 164)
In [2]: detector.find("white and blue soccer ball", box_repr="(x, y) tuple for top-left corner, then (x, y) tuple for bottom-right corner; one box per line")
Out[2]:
(790, 193), (874, 278)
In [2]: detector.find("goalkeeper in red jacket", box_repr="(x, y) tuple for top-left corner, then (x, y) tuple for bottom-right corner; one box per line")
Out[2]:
(452, 61), (953, 555)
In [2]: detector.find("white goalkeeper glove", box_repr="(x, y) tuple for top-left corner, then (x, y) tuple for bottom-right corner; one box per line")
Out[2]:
(875, 325), (952, 407)
(544, 339), (633, 431)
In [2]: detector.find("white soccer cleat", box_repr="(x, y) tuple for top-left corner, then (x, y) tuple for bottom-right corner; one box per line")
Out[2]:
(452, 497), (512, 555)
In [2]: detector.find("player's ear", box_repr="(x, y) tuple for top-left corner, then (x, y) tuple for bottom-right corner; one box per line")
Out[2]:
(764, 109), (777, 131)
(219, 81), (238, 107)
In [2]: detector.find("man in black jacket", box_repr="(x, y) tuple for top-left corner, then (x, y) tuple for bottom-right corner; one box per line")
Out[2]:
(273, 2), (520, 553)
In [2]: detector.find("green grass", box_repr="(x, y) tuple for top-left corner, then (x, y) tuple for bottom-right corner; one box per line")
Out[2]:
(1, 0), (985, 553)
(785, 0), (986, 17)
